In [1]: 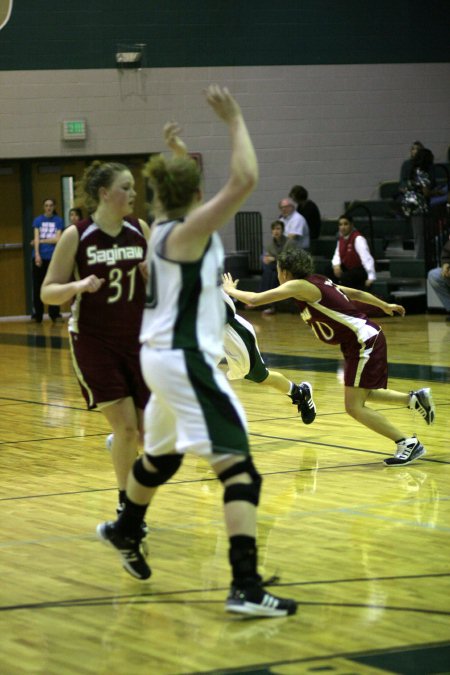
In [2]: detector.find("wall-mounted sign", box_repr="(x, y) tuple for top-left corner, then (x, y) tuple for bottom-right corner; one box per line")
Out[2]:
(62, 120), (87, 141)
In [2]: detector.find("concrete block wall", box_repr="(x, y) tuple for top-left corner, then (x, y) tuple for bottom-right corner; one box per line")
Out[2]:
(1, 63), (450, 251)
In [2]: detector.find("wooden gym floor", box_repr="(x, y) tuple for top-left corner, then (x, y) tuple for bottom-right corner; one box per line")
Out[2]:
(0, 311), (449, 675)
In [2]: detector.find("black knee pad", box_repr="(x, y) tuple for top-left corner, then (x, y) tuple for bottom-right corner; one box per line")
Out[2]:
(133, 454), (183, 487)
(218, 457), (262, 506)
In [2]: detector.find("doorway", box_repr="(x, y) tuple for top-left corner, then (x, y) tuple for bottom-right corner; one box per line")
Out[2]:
(0, 154), (150, 318)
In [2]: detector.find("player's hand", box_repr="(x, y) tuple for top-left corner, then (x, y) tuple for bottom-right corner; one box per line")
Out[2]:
(206, 85), (241, 123)
(263, 255), (275, 264)
(79, 274), (105, 294)
(333, 265), (342, 279)
(163, 122), (188, 157)
(442, 263), (450, 279)
(384, 302), (405, 317)
(222, 272), (239, 292)
(138, 260), (149, 282)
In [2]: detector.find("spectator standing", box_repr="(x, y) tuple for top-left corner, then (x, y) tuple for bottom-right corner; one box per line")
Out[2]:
(289, 185), (322, 240)
(399, 141), (424, 191)
(401, 147), (436, 259)
(427, 235), (450, 322)
(32, 198), (64, 323)
(68, 207), (83, 227)
(332, 214), (376, 290)
(278, 197), (310, 250)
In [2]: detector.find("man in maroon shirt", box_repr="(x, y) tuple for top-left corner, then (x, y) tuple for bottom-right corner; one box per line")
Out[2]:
(331, 214), (376, 291)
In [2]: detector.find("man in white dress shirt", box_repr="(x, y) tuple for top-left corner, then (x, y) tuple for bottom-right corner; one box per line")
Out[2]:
(278, 197), (310, 250)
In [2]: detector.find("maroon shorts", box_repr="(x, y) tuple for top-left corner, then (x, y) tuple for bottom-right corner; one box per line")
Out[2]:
(69, 331), (150, 410)
(341, 330), (388, 389)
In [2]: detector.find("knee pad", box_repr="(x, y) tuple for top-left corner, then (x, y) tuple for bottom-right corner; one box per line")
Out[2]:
(133, 454), (183, 487)
(218, 457), (262, 506)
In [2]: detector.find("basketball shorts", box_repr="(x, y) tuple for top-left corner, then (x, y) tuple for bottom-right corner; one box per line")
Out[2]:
(69, 331), (149, 410)
(342, 329), (388, 389)
(140, 345), (250, 463)
(223, 314), (269, 383)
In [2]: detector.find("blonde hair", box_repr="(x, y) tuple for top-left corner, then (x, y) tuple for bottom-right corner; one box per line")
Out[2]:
(143, 154), (201, 215)
(76, 160), (129, 213)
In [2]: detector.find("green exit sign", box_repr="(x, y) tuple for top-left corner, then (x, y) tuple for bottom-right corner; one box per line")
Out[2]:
(62, 119), (87, 141)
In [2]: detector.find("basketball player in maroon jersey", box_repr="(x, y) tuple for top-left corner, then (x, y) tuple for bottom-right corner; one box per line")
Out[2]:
(41, 161), (150, 513)
(223, 248), (435, 466)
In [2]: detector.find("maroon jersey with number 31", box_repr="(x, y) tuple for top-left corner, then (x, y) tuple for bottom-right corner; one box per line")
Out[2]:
(69, 217), (147, 340)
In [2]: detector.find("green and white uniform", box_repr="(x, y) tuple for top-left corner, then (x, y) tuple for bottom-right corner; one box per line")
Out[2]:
(140, 220), (249, 462)
(222, 291), (269, 383)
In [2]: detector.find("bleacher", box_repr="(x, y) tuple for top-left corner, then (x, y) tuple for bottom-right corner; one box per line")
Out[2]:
(228, 160), (449, 314)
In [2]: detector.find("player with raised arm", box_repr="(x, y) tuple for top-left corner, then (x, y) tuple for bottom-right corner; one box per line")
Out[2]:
(97, 86), (298, 618)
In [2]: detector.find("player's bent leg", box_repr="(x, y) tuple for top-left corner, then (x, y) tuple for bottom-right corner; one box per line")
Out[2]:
(345, 387), (427, 466)
(97, 453), (183, 581)
(366, 388), (409, 405)
(345, 386), (403, 439)
(366, 387), (435, 425)
(217, 456), (263, 507)
(258, 369), (290, 394)
(101, 396), (141, 490)
(344, 386), (370, 422)
(134, 453), (183, 487)
(213, 455), (297, 618)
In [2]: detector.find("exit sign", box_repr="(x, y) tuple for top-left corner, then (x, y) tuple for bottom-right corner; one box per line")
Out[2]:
(62, 119), (87, 141)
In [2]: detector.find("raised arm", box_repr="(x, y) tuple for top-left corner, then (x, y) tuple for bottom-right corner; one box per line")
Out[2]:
(164, 122), (188, 158)
(167, 85), (258, 259)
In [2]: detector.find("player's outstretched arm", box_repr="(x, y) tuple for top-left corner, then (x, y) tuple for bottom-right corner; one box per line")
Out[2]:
(222, 272), (317, 308)
(340, 285), (406, 316)
(182, 85), (258, 238)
